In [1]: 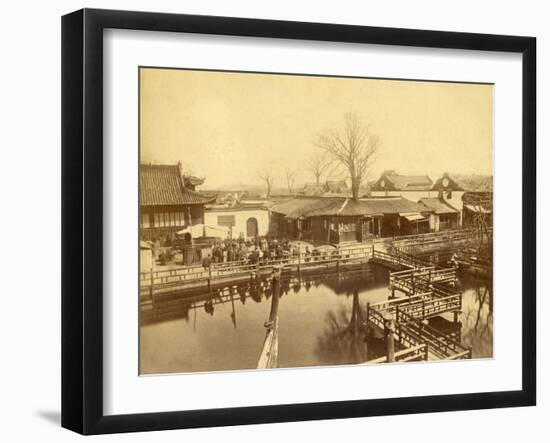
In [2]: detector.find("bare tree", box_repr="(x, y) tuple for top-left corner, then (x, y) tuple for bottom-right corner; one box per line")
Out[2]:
(308, 152), (331, 185)
(258, 171), (275, 198)
(284, 167), (297, 195)
(316, 113), (378, 200)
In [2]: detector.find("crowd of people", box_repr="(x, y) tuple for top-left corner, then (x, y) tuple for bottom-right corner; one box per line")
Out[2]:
(201, 236), (325, 269)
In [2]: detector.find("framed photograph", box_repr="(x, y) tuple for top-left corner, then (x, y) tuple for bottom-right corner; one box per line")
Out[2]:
(62, 8), (536, 434)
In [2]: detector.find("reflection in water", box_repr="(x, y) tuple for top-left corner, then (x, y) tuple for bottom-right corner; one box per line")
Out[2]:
(458, 277), (493, 358)
(140, 264), (493, 374)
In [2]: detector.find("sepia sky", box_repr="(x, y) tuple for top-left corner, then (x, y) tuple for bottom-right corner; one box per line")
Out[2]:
(140, 67), (493, 189)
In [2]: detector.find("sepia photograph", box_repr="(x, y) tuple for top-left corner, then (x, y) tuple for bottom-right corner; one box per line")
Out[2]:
(138, 67), (493, 375)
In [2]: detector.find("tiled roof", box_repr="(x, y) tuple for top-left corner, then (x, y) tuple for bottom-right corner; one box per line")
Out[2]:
(271, 196), (433, 218)
(270, 198), (338, 219)
(372, 173), (433, 191)
(140, 164), (215, 206)
(419, 198), (459, 214)
(446, 174), (493, 192)
(309, 197), (433, 217)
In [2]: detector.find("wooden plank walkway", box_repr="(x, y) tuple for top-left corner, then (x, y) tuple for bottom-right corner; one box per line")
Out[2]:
(365, 248), (471, 362)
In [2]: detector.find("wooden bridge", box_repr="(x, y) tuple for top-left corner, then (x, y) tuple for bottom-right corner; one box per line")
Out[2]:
(140, 246), (375, 302)
(365, 248), (471, 362)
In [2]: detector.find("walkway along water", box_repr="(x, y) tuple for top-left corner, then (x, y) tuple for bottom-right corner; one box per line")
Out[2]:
(140, 228), (491, 304)
(365, 249), (471, 362)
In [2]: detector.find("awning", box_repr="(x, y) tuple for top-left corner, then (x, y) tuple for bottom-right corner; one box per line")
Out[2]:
(464, 204), (492, 214)
(400, 212), (427, 222)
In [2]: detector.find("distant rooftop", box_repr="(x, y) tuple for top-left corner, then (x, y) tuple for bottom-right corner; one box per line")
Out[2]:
(372, 172), (433, 191)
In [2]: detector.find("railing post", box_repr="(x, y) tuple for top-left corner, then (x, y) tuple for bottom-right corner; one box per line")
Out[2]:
(383, 313), (396, 363)
(336, 246), (340, 273)
(208, 264), (212, 291)
(149, 268), (154, 302)
(453, 310), (460, 324)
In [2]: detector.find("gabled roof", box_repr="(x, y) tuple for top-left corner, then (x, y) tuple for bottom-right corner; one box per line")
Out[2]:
(140, 164), (215, 206)
(419, 197), (459, 214)
(371, 172), (433, 191)
(431, 173), (464, 191)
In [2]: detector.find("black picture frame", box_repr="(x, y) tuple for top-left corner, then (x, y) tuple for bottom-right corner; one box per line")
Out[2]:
(61, 8), (536, 435)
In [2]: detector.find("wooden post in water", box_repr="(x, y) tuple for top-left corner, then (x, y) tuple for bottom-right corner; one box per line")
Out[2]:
(268, 266), (282, 323)
(365, 301), (371, 338)
(383, 313), (395, 363)
(207, 264), (212, 291)
(336, 246), (341, 274)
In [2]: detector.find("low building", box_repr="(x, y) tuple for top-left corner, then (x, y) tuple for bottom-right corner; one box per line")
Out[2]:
(270, 196), (433, 244)
(419, 198), (461, 231)
(300, 180), (350, 197)
(370, 171), (435, 202)
(204, 204), (270, 239)
(430, 172), (465, 221)
(325, 180), (349, 194)
(301, 183), (325, 196)
(433, 172), (493, 228)
(140, 164), (215, 242)
(462, 192), (493, 229)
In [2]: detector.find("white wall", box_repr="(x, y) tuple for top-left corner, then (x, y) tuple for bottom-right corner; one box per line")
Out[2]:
(205, 208), (270, 239)
(0, 1), (545, 442)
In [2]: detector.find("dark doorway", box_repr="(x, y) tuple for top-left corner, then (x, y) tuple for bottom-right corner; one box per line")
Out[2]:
(246, 217), (258, 238)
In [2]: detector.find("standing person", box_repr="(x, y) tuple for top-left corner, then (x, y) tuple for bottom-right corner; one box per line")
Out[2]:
(202, 253), (212, 271)
(305, 246), (312, 262)
(222, 245), (228, 263)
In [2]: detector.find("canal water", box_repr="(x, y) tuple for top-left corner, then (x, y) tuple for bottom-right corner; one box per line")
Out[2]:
(140, 263), (492, 375)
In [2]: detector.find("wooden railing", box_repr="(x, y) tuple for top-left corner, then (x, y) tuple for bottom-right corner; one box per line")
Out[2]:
(364, 344), (428, 364)
(394, 309), (470, 360)
(141, 246), (375, 295)
(366, 290), (470, 361)
(389, 227), (493, 249)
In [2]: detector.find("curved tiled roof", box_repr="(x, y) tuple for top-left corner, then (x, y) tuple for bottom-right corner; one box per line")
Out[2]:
(140, 164), (214, 206)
